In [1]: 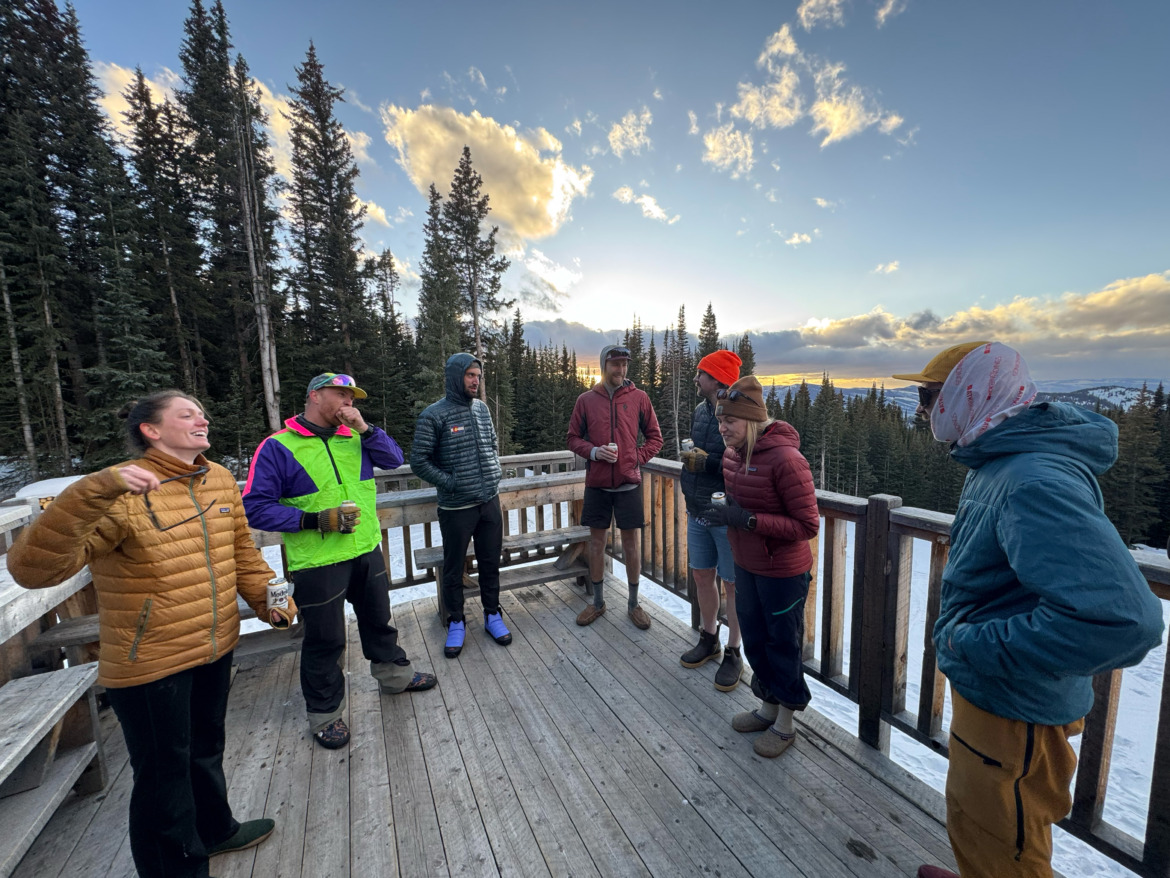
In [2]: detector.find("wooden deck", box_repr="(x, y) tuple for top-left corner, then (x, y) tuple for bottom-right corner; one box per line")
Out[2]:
(14, 575), (959, 878)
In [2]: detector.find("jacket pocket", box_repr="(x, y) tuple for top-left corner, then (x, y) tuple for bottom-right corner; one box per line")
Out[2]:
(128, 597), (153, 661)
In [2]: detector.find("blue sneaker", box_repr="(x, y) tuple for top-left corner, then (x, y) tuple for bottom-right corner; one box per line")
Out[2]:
(444, 620), (466, 658)
(484, 610), (512, 646)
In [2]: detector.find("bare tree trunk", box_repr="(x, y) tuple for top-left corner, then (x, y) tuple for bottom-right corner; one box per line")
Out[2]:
(35, 266), (71, 473)
(158, 226), (194, 389)
(0, 263), (39, 480)
(470, 267), (487, 402)
(236, 108), (281, 430)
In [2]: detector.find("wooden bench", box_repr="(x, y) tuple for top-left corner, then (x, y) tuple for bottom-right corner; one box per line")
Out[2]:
(413, 526), (592, 619)
(0, 536), (105, 878)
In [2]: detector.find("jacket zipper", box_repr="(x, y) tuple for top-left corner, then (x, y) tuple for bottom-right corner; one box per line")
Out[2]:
(609, 389), (618, 488)
(128, 598), (153, 661)
(189, 479), (218, 659)
(320, 436), (343, 484)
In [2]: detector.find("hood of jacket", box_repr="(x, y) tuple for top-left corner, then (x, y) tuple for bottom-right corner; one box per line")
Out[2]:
(445, 353), (480, 406)
(752, 419), (802, 455)
(950, 401), (1117, 476)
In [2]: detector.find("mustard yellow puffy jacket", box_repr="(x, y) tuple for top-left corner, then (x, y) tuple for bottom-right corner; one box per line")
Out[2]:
(8, 448), (296, 688)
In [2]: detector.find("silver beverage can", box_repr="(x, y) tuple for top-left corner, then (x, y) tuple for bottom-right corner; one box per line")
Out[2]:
(681, 439), (694, 452)
(710, 492), (727, 507)
(266, 576), (289, 612)
(340, 500), (358, 515)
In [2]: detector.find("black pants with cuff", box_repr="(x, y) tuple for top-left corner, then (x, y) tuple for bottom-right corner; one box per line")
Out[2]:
(292, 548), (408, 717)
(439, 496), (503, 623)
(106, 651), (238, 878)
(734, 565), (812, 711)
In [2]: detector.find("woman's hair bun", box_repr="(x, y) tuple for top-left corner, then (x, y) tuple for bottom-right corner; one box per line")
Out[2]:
(117, 400), (138, 420)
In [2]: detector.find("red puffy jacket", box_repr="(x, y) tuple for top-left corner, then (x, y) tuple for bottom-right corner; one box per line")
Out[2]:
(722, 420), (820, 577)
(567, 380), (663, 488)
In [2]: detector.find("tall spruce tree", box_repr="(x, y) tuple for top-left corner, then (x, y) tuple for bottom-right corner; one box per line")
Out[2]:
(697, 302), (720, 360)
(414, 185), (462, 405)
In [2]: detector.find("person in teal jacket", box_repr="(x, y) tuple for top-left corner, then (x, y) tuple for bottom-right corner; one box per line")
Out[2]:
(896, 342), (1164, 878)
(244, 373), (436, 750)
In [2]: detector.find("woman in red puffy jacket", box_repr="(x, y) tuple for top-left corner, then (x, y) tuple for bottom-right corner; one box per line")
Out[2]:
(701, 376), (820, 758)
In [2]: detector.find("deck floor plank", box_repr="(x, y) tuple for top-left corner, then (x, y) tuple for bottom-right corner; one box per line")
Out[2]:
(346, 615), (399, 878)
(13, 577), (959, 878)
(407, 600), (549, 878)
(499, 589), (759, 878)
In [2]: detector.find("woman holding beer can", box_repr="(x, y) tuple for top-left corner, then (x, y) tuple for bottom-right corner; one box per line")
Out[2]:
(701, 376), (820, 758)
(8, 390), (297, 877)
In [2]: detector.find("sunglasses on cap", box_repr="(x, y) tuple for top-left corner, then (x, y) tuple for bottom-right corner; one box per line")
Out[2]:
(715, 388), (762, 407)
(319, 374), (357, 388)
(917, 386), (941, 408)
(605, 347), (631, 360)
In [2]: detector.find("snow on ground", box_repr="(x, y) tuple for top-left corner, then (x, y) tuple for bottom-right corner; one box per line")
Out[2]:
(252, 510), (1158, 877)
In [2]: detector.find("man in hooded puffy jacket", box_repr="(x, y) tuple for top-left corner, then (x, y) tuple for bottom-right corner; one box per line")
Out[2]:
(244, 372), (435, 751)
(566, 344), (663, 629)
(412, 353), (511, 659)
(895, 342), (1164, 878)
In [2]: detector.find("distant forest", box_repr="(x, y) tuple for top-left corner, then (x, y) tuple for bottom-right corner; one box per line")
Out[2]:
(1, 1), (1167, 548)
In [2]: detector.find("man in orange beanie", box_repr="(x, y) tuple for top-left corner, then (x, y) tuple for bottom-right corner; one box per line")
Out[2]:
(679, 349), (745, 691)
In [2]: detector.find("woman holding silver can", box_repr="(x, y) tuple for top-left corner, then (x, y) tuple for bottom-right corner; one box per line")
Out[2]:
(701, 376), (820, 758)
(9, 390), (296, 878)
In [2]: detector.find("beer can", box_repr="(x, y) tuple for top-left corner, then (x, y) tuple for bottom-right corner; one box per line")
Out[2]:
(710, 492), (727, 508)
(266, 576), (289, 612)
(681, 439), (694, 453)
(340, 500), (358, 515)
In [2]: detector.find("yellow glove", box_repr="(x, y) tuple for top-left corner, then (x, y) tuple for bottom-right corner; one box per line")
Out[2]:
(682, 448), (709, 473)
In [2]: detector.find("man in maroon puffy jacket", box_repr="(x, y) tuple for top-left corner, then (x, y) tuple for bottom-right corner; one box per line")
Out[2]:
(567, 344), (663, 628)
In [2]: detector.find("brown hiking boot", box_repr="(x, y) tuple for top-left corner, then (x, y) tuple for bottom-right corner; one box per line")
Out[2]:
(680, 627), (721, 668)
(576, 603), (606, 626)
(628, 604), (651, 630)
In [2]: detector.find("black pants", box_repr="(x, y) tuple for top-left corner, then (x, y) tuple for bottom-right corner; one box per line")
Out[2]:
(292, 548), (408, 716)
(106, 652), (238, 878)
(438, 496), (503, 623)
(734, 565), (812, 711)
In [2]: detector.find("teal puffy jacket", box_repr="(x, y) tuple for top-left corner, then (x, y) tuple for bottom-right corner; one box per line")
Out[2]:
(411, 353), (502, 508)
(936, 401), (1164, 725)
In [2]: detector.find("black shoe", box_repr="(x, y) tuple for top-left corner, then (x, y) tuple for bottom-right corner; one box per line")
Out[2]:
(208, 818), (275, 854)
(714, 645), (744, 691)
(680, 626), (721, 668)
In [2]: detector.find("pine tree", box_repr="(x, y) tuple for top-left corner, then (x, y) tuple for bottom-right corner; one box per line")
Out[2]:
(443, 146), (511, 398)
(737, 331), (756, 375)
(697, 302), (720, 360)
(1100, 388), (1165, 545)
(414, 185), (462, 405)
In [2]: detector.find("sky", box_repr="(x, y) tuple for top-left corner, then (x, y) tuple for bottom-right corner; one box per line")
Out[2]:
(73, 0), (1169, 386)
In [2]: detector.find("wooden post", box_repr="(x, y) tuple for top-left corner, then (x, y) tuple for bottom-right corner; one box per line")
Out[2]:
(858, 493), (900, 754)
(820, 516), (847, 681)
(1071, 669), (1122, 830)
(803, 532), (820, 662)
(884, 532), (913, 719)
(917, 539), (949, 741)
(1143, 654), (1170, 875)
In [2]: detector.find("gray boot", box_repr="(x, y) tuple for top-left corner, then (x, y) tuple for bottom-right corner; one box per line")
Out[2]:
(714, 644), (743, 692)
(680, 626), (722, 668)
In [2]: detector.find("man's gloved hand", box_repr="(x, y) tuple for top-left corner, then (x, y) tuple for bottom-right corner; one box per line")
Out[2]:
(681, 448), (709, 472)
(317, 504), (361, 534)
(700, 497), (753, 530)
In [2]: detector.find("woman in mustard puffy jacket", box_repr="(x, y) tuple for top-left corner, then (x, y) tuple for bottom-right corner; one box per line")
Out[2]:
(701, 376), (820, 759)
(9, 390), (297, 878)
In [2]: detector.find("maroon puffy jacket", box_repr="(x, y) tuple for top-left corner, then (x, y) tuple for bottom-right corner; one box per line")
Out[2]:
(567, 381), (663, 488)
(722, 420), (820, 577)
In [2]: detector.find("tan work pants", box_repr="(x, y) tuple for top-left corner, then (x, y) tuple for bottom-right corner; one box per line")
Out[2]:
(946, 689), (1083, 878)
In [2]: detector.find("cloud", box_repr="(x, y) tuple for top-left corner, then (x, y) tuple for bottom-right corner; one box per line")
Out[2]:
(784, 232), (812, 246)
(253, 80), (296, 180)
(92, 61), (181, 141)
(814, 197), (837, 209)
(653, 88), (663, 101)
(613, 186), (680, 224)
(742, 271), (1170, 379)
(809, 63), (884, 147)
(875, 0), (908, 27)
(702, 123), (754, 177)
(608, 106), (653, 157)
(440, 66), (506, 106)
(517, 250), (582, 312)
(346, 130), (375, 166)
(359, 198), (390, 226)
(797, 0), (847, 30)
(339, 83), (374, 114)
(566, 118), (583, 136)
(758, 23), (800, 70)
(392, 206), (414, 225)
(687, 111), (699, 135)
(381, 104), (593, 244)
(730, 66), (803, 130)
(873, 261), (899, 274)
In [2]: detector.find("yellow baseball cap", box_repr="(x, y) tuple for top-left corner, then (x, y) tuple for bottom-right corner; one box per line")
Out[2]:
(892, 341), (990, 383)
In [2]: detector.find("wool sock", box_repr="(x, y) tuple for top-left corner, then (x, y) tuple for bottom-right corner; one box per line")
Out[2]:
(627, 582), (640, 609)
(774, 706), (795, 736)
(592, 580), (605, 609)
(759, 701), (780, 723)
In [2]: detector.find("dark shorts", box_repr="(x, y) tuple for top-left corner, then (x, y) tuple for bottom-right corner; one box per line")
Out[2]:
(582, 484), (645, 530)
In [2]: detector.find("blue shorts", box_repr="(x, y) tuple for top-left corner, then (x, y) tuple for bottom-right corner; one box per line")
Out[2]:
(687, 513), (736, 583)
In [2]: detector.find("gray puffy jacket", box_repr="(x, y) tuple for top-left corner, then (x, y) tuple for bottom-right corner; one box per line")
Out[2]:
(411, 353), (502, 508)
